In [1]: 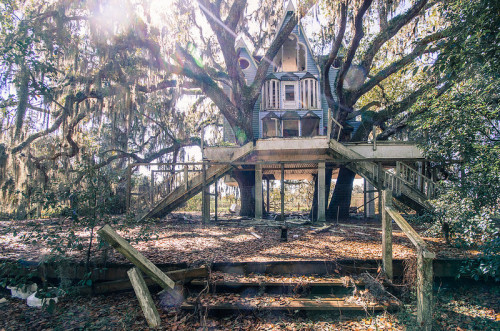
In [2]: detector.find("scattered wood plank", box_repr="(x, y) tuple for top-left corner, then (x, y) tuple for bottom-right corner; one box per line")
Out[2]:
(250, 231), (262, 239)
(311, 225), (332, 234)
(97, 224), (175, 289)
(127, 268), (161, 328)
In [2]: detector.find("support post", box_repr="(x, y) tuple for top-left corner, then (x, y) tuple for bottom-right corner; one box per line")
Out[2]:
(417, 251), (433, 330)
(150, 169), (154, 206)
(381, 190), (393, 280)
(214, 178), (218, 222)
(366, 181), (375, 218)
(280, 163), (285, 223)
(317, 162), (326, 222)
(127, 268), (161, 328)
(255, 164), (263, 219)
(266, 179), (270, 214)
(126, 164), (132, 213)
(373, 125), (377, 151)
(184, 165), (189, 190)
(202, 162), (210, 223)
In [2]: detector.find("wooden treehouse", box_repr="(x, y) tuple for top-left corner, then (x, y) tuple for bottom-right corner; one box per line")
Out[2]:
(124, 3), (437, 328)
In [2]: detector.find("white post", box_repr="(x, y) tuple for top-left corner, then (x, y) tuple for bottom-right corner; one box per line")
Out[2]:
(317, 162), (326, 222)
(255, 164), (263, 219)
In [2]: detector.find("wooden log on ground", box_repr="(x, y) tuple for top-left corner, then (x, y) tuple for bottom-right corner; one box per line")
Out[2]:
(128, 268), (161, 328)
(311, 224), (332, 234)
(97, 224), (175, 289)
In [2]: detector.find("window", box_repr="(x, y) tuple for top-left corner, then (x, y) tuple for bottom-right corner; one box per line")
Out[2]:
(300, 76), (319, 109)
(285, 85), (295, 101)
(272, 34), (306, 72)
(238, 58), (250, 69)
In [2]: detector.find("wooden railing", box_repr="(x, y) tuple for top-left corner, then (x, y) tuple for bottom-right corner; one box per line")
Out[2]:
(381, 190), (435, 330)
(396, 162), (436, 199)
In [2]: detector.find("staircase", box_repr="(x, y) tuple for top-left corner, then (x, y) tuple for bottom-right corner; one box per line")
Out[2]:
(329, 139), (436, 212)
(182, 265), (400, 315)
(140, 142), (255, 221)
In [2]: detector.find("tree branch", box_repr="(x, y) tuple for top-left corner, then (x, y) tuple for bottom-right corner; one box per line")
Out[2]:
(360, 0), (429, 75)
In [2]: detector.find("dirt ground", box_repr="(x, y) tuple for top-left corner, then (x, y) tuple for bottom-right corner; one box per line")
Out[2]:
(0, 283), (498, 330)
(0, 213), (479, 265)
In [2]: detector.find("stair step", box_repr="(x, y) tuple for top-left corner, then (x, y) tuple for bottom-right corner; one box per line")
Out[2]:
(181, 294), (399, 312)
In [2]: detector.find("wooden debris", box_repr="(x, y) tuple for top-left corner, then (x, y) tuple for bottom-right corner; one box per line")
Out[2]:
(311, 224), (332, 234)
(250, 231), (261, 239)
(97, 224), (175, 289)
(127, 268), (161, 328)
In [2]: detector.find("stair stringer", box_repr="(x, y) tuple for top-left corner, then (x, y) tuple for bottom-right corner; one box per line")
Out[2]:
(140, 142), (255, 220)
(329, 140), (433, 212)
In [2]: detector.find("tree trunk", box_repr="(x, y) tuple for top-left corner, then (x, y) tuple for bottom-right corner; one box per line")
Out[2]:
(232, 169), (255, 217)
(327, 167), (356, 221)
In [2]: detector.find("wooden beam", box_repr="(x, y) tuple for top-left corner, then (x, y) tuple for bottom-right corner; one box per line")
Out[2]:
(317, 162), (326, 222)
(255, 164), (263, 219)
(81, 266), (208, 295)
(385, 206), (435, 258)
(127, 267), (161, 328)
(97, 225), (175, 289)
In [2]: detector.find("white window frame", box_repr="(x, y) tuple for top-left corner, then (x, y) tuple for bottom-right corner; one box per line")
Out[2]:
(282, 81), (298, 109)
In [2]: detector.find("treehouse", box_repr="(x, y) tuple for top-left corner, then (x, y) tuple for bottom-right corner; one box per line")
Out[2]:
(223, 1), (340, 142)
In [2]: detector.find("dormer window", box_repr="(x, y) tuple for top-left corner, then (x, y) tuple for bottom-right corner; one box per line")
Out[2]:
(272, 34), (306, 72)
(262, 74), (280, 109)
(300, 73), (319, 109)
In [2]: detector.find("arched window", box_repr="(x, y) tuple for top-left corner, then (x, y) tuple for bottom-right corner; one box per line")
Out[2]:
(272, 34), (306, 72)
(262, 75), (280, 109)
(300, 73), (319, 109)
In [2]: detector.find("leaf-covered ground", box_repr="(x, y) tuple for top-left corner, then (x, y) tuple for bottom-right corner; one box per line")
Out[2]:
(0, 213), (479, 265)
(0, 283), (498, 330)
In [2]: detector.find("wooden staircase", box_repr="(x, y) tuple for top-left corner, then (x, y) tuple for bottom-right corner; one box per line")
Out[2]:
(329, 139), (436, 212)
(140, 142), (255, 221)
(182, 269), (399, 314)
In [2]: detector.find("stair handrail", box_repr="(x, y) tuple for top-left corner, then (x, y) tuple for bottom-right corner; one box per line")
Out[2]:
(396, 162), (436, 198)
(381, 189), (434, 330)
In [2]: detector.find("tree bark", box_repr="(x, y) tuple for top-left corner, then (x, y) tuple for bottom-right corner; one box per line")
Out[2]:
(327, 167), (356, 221)
(232, 169), (255, 217)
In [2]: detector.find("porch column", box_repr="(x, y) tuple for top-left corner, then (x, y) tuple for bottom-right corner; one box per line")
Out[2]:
(255, 164), (263, 219)
(366, 181), (375, 218)
(317, 162), (326, 222)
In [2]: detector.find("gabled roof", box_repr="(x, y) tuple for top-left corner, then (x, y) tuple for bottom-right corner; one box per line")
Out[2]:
(300, 72), (317, 80)
(272, 1), (321, 74)
(234, 36), (258, 69)
(262, 111), (280, 119)
(301, 111), (320, 119)
(265, 73), (279, 81)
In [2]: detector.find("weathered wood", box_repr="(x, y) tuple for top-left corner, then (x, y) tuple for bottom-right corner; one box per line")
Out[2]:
(381, 190), (393, 280)
(77, 266), (208, 295)
(385, 206), (435, 258)
(280, 163), (285, 223)
(127, 268), (161, 328)
(202, 163), (210, 223)
(317, 162), (326, 222)
(417, 253), (433, 330)
(311, 224), (332, 234)
(97, 225), (175, 289)
(255, 164), (263, 219)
